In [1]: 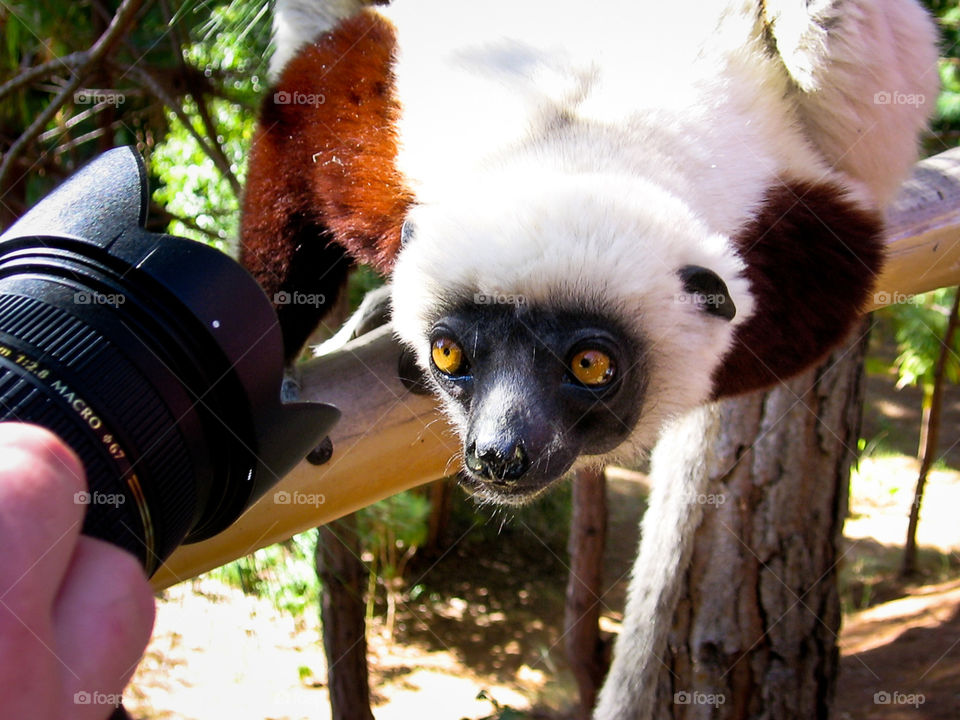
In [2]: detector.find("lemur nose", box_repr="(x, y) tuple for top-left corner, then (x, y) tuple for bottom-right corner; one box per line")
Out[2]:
(465, 439), (530, 482)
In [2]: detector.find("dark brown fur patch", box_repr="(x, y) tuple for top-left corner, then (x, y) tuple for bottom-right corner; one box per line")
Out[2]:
(239, 11), (411, 359)
(711, 181), (884, 398)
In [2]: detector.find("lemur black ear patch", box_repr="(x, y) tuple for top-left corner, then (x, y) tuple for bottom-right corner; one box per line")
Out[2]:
(678, 265), (736, 321)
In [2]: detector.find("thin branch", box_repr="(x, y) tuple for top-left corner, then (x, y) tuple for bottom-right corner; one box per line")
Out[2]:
(37, 90), (146, 144)
(0, 0), (147, 196)
(149, 205), (225, 242)
(0, 52), (89, 102)
(159, 0), (244, 200)
(122, 64), (243, 198)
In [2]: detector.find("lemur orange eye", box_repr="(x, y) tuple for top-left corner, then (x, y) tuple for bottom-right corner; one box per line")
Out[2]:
(432, 337), (465, 376)
(570, 349), (616, 386)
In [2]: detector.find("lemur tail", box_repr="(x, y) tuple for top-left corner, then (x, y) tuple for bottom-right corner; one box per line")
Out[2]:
(270, 0), (372, 80)
(593, 405), (720, 719)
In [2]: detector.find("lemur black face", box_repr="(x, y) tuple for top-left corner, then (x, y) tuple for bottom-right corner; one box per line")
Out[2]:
(428, 303), (646, 503)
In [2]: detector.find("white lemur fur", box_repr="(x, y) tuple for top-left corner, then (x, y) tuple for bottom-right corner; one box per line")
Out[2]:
(244, 0), (938, 716)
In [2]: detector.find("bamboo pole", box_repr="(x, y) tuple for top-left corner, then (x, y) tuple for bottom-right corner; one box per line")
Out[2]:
(152, 146), (960, 589)
(871, 147), (960, 308)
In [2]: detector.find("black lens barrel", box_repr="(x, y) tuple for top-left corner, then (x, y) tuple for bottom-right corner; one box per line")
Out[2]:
(0, 148), (339, 576)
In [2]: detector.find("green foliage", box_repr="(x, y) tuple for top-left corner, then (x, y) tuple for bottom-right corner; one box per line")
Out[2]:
(355, 491), (431, 635)
(347, 265), (386, 309)
(357, 490), (432, 583)
(150, 0), (270, 251)
(876, 288), (960, 390)
(207, 531), (320, 617)
(2, 3), (172, 187)
(920, 1), (960, 152)
(358, 491), (431, 552)
(210, 491), (432, 621)
(150, 98), (253, 252)
(451, 479), (573, 555)
(1, 0), (270, 236)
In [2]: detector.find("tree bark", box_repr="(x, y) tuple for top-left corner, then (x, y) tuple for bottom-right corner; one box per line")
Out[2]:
(902, 289), (960, 577)
(565, 466), (609, 718)
(648, 318), (871, 719)
(316, 513), (375, 720)
(424, 478), (454, 556)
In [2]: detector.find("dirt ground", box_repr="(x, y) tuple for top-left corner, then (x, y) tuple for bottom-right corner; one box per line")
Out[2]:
(124, 353), (960, 719)
(836, 580), (960, 720)
(831, 364), (960, 720)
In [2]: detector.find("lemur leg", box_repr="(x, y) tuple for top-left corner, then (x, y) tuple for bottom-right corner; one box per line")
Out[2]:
(270, 0), (372, 79)
(314, 284), (432, 396)
(764, 0), (939, 205)
(593, 405), (721, 720)
(313, 284), (393, 355)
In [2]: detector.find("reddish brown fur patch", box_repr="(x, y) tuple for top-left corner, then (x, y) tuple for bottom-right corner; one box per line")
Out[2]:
(239, 10), (411, 359)
(711, 181), (884, 398)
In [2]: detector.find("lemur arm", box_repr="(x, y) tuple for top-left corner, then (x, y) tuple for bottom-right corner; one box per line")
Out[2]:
(239, 4), (410, 361)
(764, 0), (939, 205)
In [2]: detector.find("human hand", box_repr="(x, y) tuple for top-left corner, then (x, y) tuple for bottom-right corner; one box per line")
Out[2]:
(0, 423), (155, 720)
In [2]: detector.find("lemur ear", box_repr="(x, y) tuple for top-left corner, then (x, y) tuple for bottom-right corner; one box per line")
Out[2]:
(678, 265), (736, 321)
(710, 181), (884, 399)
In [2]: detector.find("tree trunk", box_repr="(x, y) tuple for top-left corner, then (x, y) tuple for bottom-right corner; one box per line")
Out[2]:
(648, 318), (871, 718)
(902, 289), (960, 577)
(565, 465), (609, 718)
(424, 478), (454, 556)
(316, 513), (375, 720)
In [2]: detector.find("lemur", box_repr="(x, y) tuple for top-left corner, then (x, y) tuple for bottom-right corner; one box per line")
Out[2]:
(241, 0), (937, 714)
(242, 0), (936, 503)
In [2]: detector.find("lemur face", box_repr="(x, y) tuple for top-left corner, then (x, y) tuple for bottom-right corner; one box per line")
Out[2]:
(426, 303), (645, 501)
(391, 177), (754, 501)
(423, 271), (737, 501)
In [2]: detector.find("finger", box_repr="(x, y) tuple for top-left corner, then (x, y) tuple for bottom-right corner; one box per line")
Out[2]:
(53, 536), (155, 720)
(0, 423), (86, 615)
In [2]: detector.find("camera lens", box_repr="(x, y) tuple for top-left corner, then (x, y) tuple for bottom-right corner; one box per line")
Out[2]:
(0, 148), (339, 576)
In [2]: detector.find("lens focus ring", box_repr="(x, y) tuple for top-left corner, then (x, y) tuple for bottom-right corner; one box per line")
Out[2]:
(0, 288), (197, 573)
